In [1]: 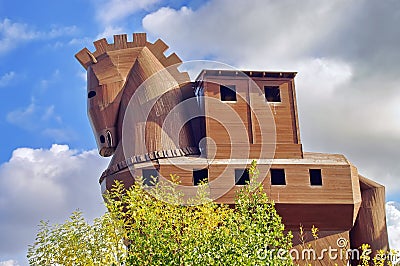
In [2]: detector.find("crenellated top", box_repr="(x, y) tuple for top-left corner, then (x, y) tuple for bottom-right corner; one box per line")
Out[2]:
(76, 33), (183, 71)
(75, 33), (147, 69)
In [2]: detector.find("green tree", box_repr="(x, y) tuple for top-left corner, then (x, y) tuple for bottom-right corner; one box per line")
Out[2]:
(28, 161), (293, 265)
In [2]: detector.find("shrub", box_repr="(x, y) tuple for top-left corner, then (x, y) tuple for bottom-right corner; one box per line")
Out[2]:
(28, 161), (293, 265)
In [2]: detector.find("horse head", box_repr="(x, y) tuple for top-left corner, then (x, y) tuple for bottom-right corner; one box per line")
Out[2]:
(76, 33), (198, 165)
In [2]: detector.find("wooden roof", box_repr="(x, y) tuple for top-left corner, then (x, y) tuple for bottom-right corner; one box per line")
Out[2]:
(196, 69), (297, 80)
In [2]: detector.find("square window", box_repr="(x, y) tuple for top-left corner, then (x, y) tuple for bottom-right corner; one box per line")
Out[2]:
(271, 169), (286, 185)
(264, 86), (281, 102)
(309, 169), (322, 186)
(235, 169), (250, 185)
(142, 169), (159, 186)
(220, 85), (237, 101)
(193, 169), (208, 186)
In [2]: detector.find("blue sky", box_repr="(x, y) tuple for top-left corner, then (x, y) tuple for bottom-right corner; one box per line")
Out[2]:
(0, 0), (93, 161)
(1, 0), (400, 265)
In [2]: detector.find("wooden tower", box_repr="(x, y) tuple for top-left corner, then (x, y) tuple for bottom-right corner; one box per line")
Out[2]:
(76, 33), (389, 265)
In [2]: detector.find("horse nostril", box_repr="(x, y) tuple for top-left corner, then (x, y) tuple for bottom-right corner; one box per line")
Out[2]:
(106, 131), (113, 147)
(99, 132), (113, 147)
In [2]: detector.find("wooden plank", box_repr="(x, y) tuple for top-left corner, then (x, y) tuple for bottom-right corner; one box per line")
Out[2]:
(350, 175), (389, 257)
(93, 38), (109, 56)
(147, 38), (169, 58)
(289, 79), (302, 145)
(133, 33), (147, 47)
(108, 48), (141, 80)
(75, 48), (93, 69)
(113, 34), (128, 49)
(158, 52), (182, 68)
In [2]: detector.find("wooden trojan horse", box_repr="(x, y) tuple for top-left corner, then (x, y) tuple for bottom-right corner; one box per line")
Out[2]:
(76, 33), (389, 265)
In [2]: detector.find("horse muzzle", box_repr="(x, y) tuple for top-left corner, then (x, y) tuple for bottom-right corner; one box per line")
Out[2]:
(97, 127), (118, 157)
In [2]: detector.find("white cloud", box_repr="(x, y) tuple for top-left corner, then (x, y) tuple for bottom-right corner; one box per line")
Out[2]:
(6, 98), (80, 143)
(96, 25), (126, 40)
(142, 1), (349, 63)
(6, 101), (36, 130)
(41, 105), (61, 122)
(0, 72), (16, 88)
(0, 18), (79, 55)
(77, 70), (87, 82)
(47, 25), (78, 38)
(42, 128), (76, 142)
(95, 0), (161, 26)
(6, 98), (77, 142)
(0, 19), (39, 54)
(0, 145), (109, 263)
(0, 260), (19, 266)
(38, 69), (60, 90)
(6, 99), (61, 131)
(68, 36), (92, 46)
(92, 0), (162, 39)
(295, 58), (353, 98)
(386, 201), (400, 250)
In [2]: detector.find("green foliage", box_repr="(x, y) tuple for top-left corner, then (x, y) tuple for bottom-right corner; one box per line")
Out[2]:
(28, 161), (293, 265)
(27, 211), (127, 266)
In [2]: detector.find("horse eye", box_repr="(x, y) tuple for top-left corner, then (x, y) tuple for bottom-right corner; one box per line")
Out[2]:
(88, 91), (96, 98)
